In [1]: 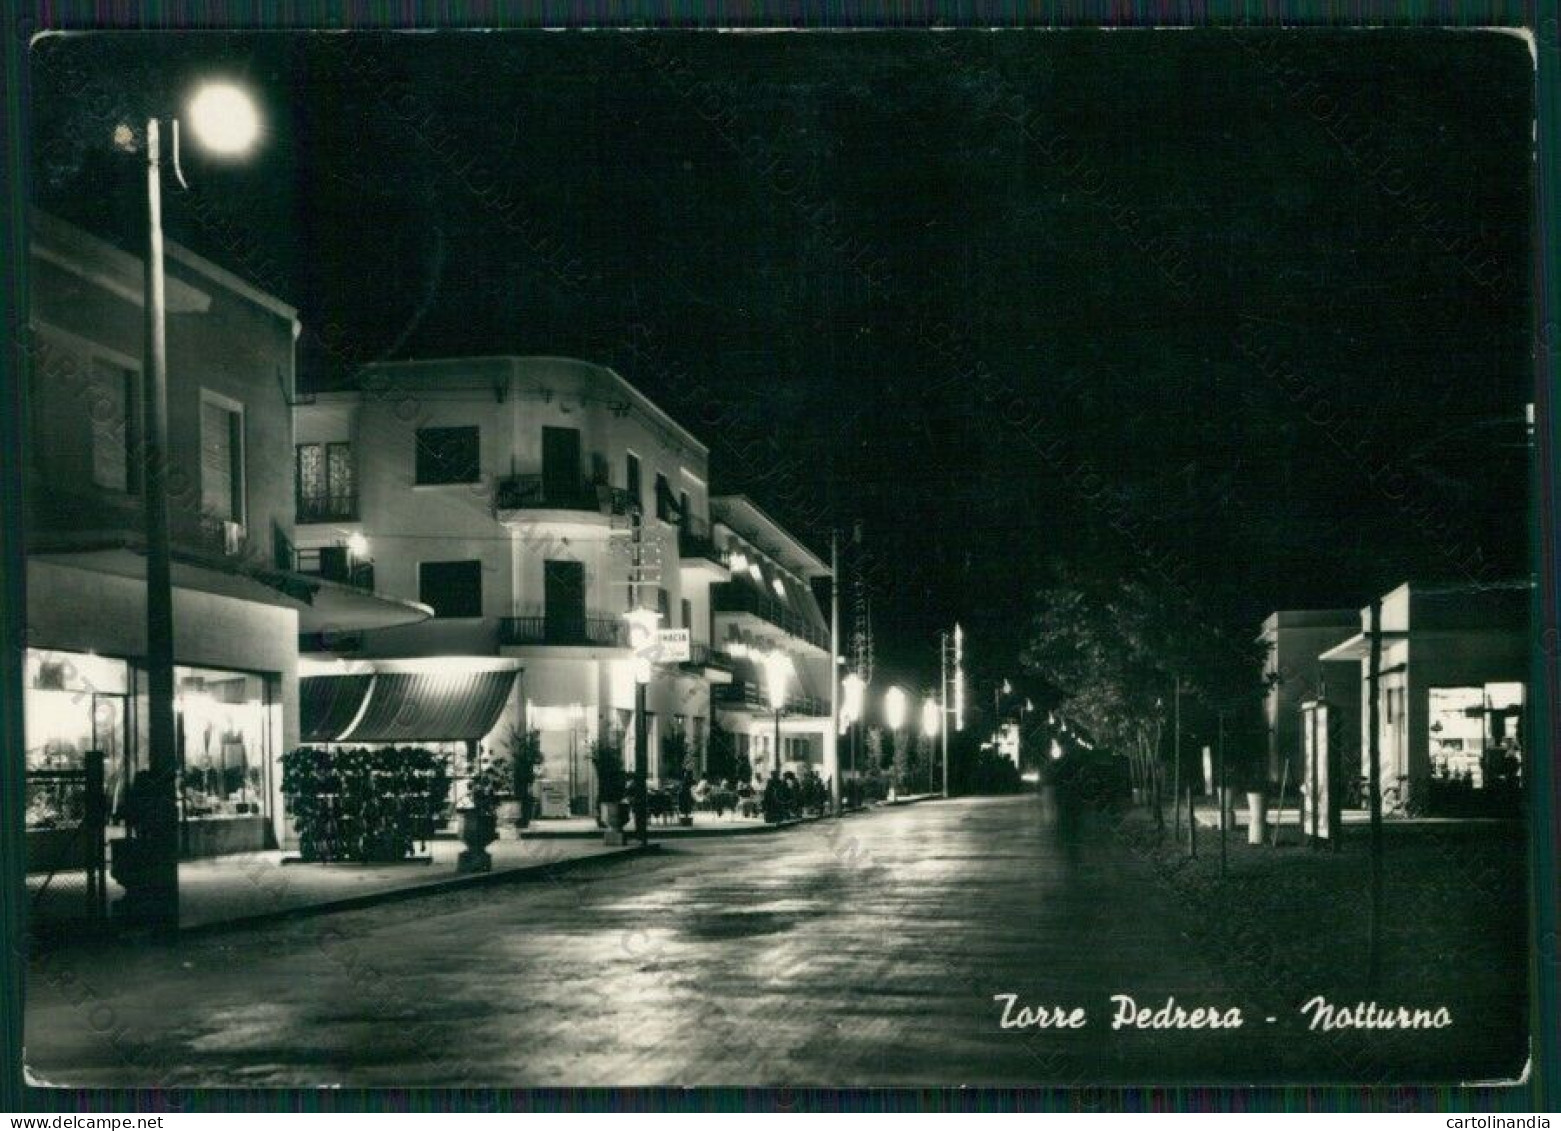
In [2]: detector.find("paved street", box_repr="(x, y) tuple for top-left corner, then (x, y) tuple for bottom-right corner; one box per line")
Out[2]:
(23, 795), (1504, 1087)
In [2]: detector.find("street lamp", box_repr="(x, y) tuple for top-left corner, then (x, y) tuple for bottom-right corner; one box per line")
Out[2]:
(884, 685), (907, 796)
(921, 696), (941, 738)
(761, 649), (794, 779)
(120, 82), (261, 932)
(884, 685), (907, 731)
(841, 670), (866, 807)
(624, 606), (661, 846)
(922, 695), (943, 796)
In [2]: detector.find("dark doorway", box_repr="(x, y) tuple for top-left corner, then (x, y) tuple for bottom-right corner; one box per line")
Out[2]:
(542, 427), (582, 504)
(545, 560), (587, 643)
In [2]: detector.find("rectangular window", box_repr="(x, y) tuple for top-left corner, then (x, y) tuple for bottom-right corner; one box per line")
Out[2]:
(625, 451), (642, 509)
(657, 587), (670, 624)
(655, 472), (675, 522)
(90, 359), (138, 493)
(416, 426), (479, 485)
(419, 560), (483, 618)
(681, 598), (693, 631)
(200, 394), (245, 522)
(296, 442), (355, 520)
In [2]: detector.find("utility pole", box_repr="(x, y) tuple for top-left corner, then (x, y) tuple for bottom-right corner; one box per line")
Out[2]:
(631, 506), (649, 848)
(940, 632), (950, 798)
(132, 116), (180, 932)
(827, 529), (841, 816)
(1172, 674), (1182, 844)
(1367, 597), (1384, 987)
(1217, 708), (1227, 880)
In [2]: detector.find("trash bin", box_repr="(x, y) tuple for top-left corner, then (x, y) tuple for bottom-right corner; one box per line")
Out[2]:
(1246, 790), (1267, 846)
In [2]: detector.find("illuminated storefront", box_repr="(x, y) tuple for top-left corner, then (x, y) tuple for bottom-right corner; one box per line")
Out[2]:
(26, 648), (281, 853)
(1318, 581), (1528, 817)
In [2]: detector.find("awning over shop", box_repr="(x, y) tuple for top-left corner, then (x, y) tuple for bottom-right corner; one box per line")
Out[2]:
(299, 674), (373, 743)
(311, 670), (518, 745)
(1317, 631), (1409, 663)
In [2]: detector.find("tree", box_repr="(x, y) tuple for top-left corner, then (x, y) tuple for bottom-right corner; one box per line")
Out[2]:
(1019, 565), (1266, 802)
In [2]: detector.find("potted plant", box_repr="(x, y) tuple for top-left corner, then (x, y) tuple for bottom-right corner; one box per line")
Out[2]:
(676, 770), (695, 827)
(456, 745), (505, 873)
(590, 735), (628, 846)
(512, 726), (544, 826)
(496, 726), (544, 839)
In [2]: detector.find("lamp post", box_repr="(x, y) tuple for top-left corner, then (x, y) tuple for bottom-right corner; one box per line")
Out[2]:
(841, 670), (865, 807)
(624, 606), (661, 847)
(922, 695), (942, 795)
(761, 649), (794, 780)
(118, 83), (260, 932)
(884, 685), (907, 796)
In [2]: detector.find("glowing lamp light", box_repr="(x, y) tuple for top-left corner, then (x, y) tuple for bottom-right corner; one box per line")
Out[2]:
(841, 671), (866, 724)
(730, 551), (750, 574)
(623, 606), (661, 684)
(187, 83), (261, 156)
(761, 650), (795, 712)
(748, 562), (764, 583)
(1050, 739), (1064, 761)
(884, 685), (908, 732)
(922, 697), (942, 738)
(346, 532), (369, 559)
(771, 577), (787, 599)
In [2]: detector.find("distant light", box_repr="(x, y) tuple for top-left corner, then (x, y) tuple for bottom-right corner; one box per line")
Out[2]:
(884, 685), (908, 731)
(841, 671), (866, 730)
(187, 83), (260, 156)
(761, 650), (795, 711)
(345, 533), (369, 559)
(921, 697), (942, 738)
(771, 577), (787, 600)
(623, 606), (661, 684)
(1050, 739), (1063, 761)
(730, 551), (750, 574)
(748, 562), (764, 583)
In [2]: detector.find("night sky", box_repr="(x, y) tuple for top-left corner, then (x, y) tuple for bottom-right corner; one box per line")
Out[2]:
(29, 30), (1535, 696)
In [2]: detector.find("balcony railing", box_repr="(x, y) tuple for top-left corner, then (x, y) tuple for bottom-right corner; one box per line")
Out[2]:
(677, 515), (728, 568)
(293, 545), (375, 591)
(296, 492), (359, 524)
(499, 612), (630, 648)
(714, 679), (828, 718)
(711, 583), (830, 651)
(494, 474), (639, 518)
(680, 642), (735, 671)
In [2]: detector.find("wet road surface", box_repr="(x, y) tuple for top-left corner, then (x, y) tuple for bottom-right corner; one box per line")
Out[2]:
(22, 795), (1444, 1087)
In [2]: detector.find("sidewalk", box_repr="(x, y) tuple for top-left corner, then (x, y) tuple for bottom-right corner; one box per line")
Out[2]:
(514, 793), (942, 838)
(1184, 799), (1518, 831)
(35, 797), (950, 936)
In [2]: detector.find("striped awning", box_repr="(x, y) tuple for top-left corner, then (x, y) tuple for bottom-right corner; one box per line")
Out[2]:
(301, 670), (519, 745)
(299, 674), (373, 743)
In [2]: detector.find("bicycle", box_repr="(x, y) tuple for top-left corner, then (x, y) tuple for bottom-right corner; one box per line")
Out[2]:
(1378, 774), (1427, 818)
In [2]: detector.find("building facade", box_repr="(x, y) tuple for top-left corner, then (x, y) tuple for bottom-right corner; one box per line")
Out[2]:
(23, 213), (423, 859)
(1318, 581), (1528, 816)
(1258, 608), (1362, 786)
(708, 495), (835, 782)
(293, 357), (750, 813)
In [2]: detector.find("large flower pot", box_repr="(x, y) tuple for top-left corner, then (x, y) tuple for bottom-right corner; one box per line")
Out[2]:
(495, 800), (525, 842)
(601, 800), (626, 846)
(1246, 791), (1268, 846)
(457, 810), (498, 873)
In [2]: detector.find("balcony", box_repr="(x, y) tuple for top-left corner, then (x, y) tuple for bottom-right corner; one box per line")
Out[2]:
(499, 612), (629, 649)
(677, 515), (730, 575)
(714, 679), (829, 718)
(293, 545), (375, 591)
(296, 491), (359, 524)
(711, 583), (831, 653)
(494, 474), (639, 524)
